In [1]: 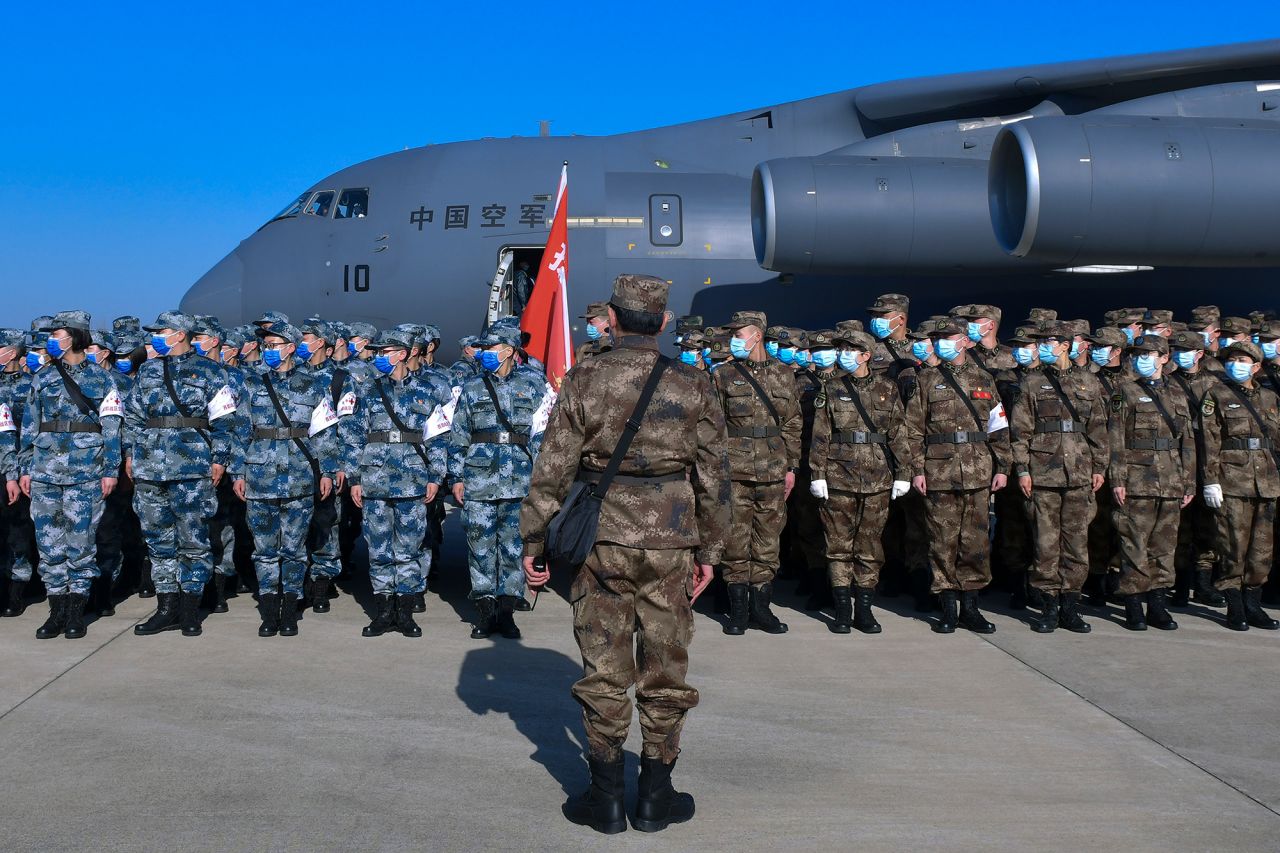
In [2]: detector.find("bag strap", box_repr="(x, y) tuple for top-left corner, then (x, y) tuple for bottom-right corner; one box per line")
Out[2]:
(1224, 382), (1273, 439)
(731, 361), (781, 427)
(839, 375), (895, 471)
(376, 377), (432, 468)
(592, 354), (671, 499)
(329, 367), (349, 408)
(1139, 380), (1182, 440)
(1040, 369), (1082, 423)
(937, 365), (1000, 467)
(52, 361), (95, 417)
(161, 358), (211, 446)
(263, 371), (320, 480)
(480, 372), (532, 459)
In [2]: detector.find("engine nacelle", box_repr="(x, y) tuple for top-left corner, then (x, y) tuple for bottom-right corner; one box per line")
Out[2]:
(989, 115), (1280, 266)
(752, 155), (1019, 274)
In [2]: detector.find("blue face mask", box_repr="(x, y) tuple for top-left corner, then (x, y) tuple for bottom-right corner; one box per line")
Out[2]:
(373, 354), (395, 375)
(729, 336), (752, 360)
(1226, 361), (1254, 384)
(192, 339), (209, 356)
(1037, 342), (1058, 365)
(1264, 341), (1278, 361)
(811, 349), (837, 369)
(777, 347), (796, 365)
(296, 342), (313, 362)
(1253, 335), (1261, 345)
(45, 336), (64, 359)
(116, 359), (133, 374)
(911, 340), (931, 361)
(679, 350), (699, 366)
(480, 350), (503, 372)
(765, 341), (779, 359)
(262, 348), (283, 369)
(1090, 346), (1112, 367)
(1069, 341), (1081, 361)
(585, 324), (602, 341)
(1173, 350), (1198, 371)
(936, 338), (961, 362)
(702, 347), (711, 360)
(870, 317), (892, 339)
(26, 352), (45, 371)
(837, 351), (860, 372)
(85, 351), (100, 364)
(1133, 354), (1158, 378)
(967, 321), (984, 343)
(1123, 327), (1136, 345)
(1220, 337), (1235, 350)
(794, 350), (811, 367)
(348, 341), (359, 356)
(1200, 331), (1213, 349)
(1013, 346), (1035, 367)
(151, 334), (172, 356)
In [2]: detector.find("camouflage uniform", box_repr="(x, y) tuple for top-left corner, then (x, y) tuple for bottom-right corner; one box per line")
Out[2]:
(448, 335), (482, 387)
(520, 274), (730, 771)
(575, 302), (613, 364)
(783, 329), (829, 592)
(1085, 328), (1130, 588)
(0, 332), (36, 597)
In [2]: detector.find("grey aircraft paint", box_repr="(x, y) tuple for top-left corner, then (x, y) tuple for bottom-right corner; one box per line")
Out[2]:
(182, 39), (1280, 360)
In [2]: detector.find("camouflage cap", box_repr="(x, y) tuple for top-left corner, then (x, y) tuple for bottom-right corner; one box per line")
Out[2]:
(764, 325), (790, 341)
(347, 322), (378, 341)
(1064, 319), (1091, 337)
(458, 334), (481, 350)
(221, 327), (247, 350)
(610, 274), (670, 314)
(673, 315), (704, 335)
(257, 322), (304, 345)
(788, 329), (811, 350)
(112, 315), (141, 334)
(1087, 326), (1128, 349)
(420, 324), (442, 344)
(911, 316), (950, 339)
(679, 330), (709, 350)
(1128, 334), (1168, 355)
(1189, 305), (1220, 325)
(835, 319), (865, 335)
(1036, 322), (1076, 340)
(837, 329), (876, 351)
(579, 301), (611, 321)
(1170, 321), (1188, 333)
(867, 293), (909, 314)
(955, 304), (1002, 324)
(1223, 340), (1264, 363)
(1220, 316), (1254, 337)
(1249, 310), (1274, 326)
(30, 316), (52, 333)
(143, 310), (195, 333)
(42, 310), (92, 332)
(0, 328), (25, 349)
(1006, 326), (1039, 346)
(191, 315), (224, 339)
(1169, 329), (1204, 352)
(328, 321), (352, 341)
(1143, 309), (1174, 326)
(113, 331), (142, 353)
(299, 317), (331, 341)
(807, 329), (839, 350)
(477, 324), (521, 349)
(373, 329), (415, 351)
(726, 310), (767, 331)
(254, 310), (291, 328)
(1104, 307), (1146, 326)
(396, 324), (427, 347)
(1024, 308), (1058, 325)
(930, 318), (968, 337)
(89, 329), (115, 350)
(26, 329), (47, 349)
(1255, 319), (1280, 342)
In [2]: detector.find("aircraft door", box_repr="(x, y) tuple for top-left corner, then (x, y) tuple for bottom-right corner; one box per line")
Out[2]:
(649, 195), (683, 246)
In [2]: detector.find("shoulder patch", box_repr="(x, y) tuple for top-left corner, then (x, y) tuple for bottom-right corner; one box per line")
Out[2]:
(1201, 398), (1216, 417)
(1227, 403), (1242, 409)
(935, 384), (948, 390)
(1041, 385), (1054, 390)
(1138, 396), (1153, 403)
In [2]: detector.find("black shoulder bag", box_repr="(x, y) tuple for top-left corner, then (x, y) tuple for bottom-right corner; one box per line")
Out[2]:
(376, 377), (432, 468)
(839, 375), (896, 471)
(263, 372), (321, 485)
(544, 355), (670, 570)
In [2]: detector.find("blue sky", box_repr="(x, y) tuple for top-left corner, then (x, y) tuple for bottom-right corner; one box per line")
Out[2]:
(0, 2), (1269, 328)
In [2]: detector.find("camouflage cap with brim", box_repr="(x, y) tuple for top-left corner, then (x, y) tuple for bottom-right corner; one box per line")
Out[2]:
(679, 331), (709, 350)
(221, 327), (247, 350)
(579, 301), (611, 321)
(1219, 316), (1254, 337)
(673, 315), (704, 334)
(1024, 308), (1058, 325)
(1223, 340), (1264, 363)
(191, 315), (224, 339)
(1143, 309), (1174, 326)
(808, 329), (838, 350)
(112, 315), (141, 334)
(1087, 327), (1128, 349)
(837, 329), (876, 351)
(610, 274), (670, 314)
(1254, 320), (1280, 342)
(835, 319), (865, 334)
(930, 318), (968, 338)
(253, 310), (291, 328)
(764, 325), (790, 341)
(256, 322), (304, 345)
(458, 335), (481, 349)
(1169, 330), (1205, 352)
(1127, 334), (1168, 355)
(726, 310), (767, 331)
(1006, 326), (1039, 346)
(113, 332), (143, 353)
(299, 318), (331, 341)
(0, 328), (26, 349)
(955, 304), (1002, 324)
(374, 329), (415, 351)
(347, 322), (378, 341)
(42, 310), (92, 332)
(1189, 305), (1221, 326)
(30, 316), (52, 333)
(143, 311), (195, 333)
(788, 329), (811, 350)
(89, 329), (115, 350)
(867, 293), (909, 314)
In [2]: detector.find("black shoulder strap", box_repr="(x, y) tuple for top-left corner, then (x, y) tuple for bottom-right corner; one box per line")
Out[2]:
(53, 361), (95, 417)
(263, 371), (320, 479)
(161, 359), (211, 446)
(1041, 369), (1082, 423)
(376, 378), (432, 467)
(839, 375), (895, 471)
(1096, 369), (1114, 397)
(591, 355), (671, 499)
(1224, 382), (1272, 437)
(329, 367), (349, 408)
(480, 372), (532, 459)
(937, 365), (1000, 466)
(1141, 380), (1182, 439)
(731, 361), (781, 427)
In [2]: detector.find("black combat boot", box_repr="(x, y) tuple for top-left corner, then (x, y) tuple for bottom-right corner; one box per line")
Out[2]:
(134, 592), (181, 635)
(562, 756), (627, 835)
(1083, 573), (1107, 607)
(94, 574), (115, 617)
(830, 586), (852, 634)
(1123, 594), (1147, 630)
(310, 576), (330, 613)
(853, 586), (882, 634)
(362, 594), (395, 637)
(396, 594), (423, 638)
(179, 591), (202, 636)
(723, 584), (749, 635)
(138, 560), (156, 598)
(1222, 588), (1248, 631)
(2, 579), (26, 617)
(1146, 589), (1178, 631)
(958, 590), (996, 634)
(1058, 592), (1091, 633)
(933, 590), (959, 634)
(495, 596), (522, 639)
(278, 594), (300, 636)
(63, 593), (89, 639)
(258, 593), (280, 637)
(633, 755), (696, 833)
(1244, 586), (1279, 630)
(748, 583), (788, 634)
(211, 573), (229, 613)
(470, 596), (496, 639)
(412, 591), (427, 613)
(1030, 591), (1058, 634)
(514, 594), (532, 612)
(36, 595), (67, 640)
(1193, 569), (1225, 606)
(1171, 566), (1192, 607)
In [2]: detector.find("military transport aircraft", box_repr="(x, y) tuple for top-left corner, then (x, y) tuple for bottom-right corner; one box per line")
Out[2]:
(181, 39), (1280, 358)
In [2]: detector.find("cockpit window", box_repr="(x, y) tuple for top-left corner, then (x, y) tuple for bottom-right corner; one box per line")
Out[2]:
(334, 188), (369, 220)
(305, 191), (335, 217)
(272, 191), (312, 221)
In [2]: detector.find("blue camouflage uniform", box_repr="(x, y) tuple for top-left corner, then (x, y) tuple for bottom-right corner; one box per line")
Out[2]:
(123, 313), (236, 597)
(448, 335), (482, 387)
(87, 329), (130, 586)
(190, 316), (246, 585)
(0, 331), (36, 590)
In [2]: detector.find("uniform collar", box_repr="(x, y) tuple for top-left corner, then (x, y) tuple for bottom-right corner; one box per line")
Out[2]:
(616, 335), (658, 351)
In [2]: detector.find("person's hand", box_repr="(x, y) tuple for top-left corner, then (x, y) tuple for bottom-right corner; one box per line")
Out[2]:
(101, 477), (117, 498)
(891, 480), (910, 500)
(19, 475), (31, 498)
(809, 479), (829, 500)
(1091, 473), (1105, 492)
(211, 463), (225, 486)
(1182, 492), (1195, 509)
(784, 470), (796, 500)
(319, 476), (333, 500)
(233, 479), (247, 501)
(912, 475), (927, 496)
(1113, 485), (1126, 506)
(350, 484), (363, 509)
(1203, 483), (1223, 509)
(1019, 474), (1032, 498)
(335, 470), (346, 492)
(992, 473), (1008, 492)
(523, 555), (550, 589)
(690, 563), (714, 604)
(5, 480), (18, 505)
(452, 483), (465, 505)
(425, 483), (439, 504)
(124, 457), (133, 480)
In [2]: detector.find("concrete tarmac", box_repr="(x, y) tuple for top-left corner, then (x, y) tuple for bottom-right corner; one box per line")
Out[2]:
(2, 564), (1278, 852)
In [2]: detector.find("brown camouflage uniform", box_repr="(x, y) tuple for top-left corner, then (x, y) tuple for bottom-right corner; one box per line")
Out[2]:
(786, 331), (828, 577)
(1166, 344), (1224, 591)
(520, 279), (731, 764)
(1010, 362), (1108, 593)
(1086, 349), (1130, 581)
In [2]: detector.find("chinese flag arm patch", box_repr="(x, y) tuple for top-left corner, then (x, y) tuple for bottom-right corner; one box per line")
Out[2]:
(970, 390), (993, 400)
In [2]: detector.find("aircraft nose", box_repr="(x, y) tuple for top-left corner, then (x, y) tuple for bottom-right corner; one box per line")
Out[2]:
(181, 251), (245, 322)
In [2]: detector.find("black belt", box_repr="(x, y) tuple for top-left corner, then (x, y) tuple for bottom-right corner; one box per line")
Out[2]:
(146, 417), (210, 430)
(577, 470), (688, 486)
(832, 430), (887, 445)
(37, 420), (100, 434)
(1128, 438), (1179, 451)
(925, 431), (988, 445)
(728, 425), (780, 439)
(253, 426), (309, 440)
(1223, 437), (1274, 451)
(368, 429), (424, 444)
(1035, 418), (1076, 434)
(471, 430), (528, 446)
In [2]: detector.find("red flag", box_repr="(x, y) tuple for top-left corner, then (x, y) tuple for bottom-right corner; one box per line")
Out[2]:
(521, 163), (573, 390)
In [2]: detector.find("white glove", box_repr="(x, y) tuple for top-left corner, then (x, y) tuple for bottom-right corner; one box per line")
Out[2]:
(1203, 483), (1223, 509)
(810, 479), (829, 500)
(891, 480), (911, 500)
